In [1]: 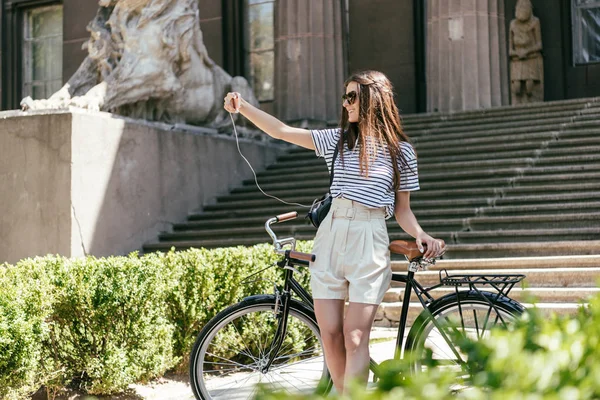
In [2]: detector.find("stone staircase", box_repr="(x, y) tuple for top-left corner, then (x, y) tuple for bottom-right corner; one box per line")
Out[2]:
(144, 97), (600, 324)
(377, 255), (600, 327)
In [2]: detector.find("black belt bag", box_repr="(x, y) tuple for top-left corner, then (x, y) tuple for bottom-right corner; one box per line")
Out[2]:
(306, 145), (339, 229)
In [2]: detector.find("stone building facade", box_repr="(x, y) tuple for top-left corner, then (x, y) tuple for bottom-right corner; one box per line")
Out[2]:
(1, 0), (599, 123)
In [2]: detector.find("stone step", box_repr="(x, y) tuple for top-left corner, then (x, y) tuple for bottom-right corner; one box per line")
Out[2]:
(409, 116), (600, 141)
(270, 153), (600, 174)
(270, 149), (600, 176)
(175, 214), (469, 232)
(268, 155), (534, 172)
(390, 266), (600, 289)
(382, 287), (600, 304)
(251, 162), (600, 185)
(178, 206), (600, 234)
(414, 129), (560, 149)
(220, 182), (600, 203)
(511, 171), (600, 187)
(549, 136), (600, 149)
(464, 212), (600, 230)
(146, 226), (600, 249)
(172, 212), (600, 236)
(540, 144), (600, 157)
(187, 205), (478, 221)
(492, 191), (600, 206)
(280, 130), (600, 166)
(143, 239), (600, 259)
(234, 170), (600, 194)
(442, 241), (600, 259)
(204, 189), (600, 212)
(375, 301), (585, 327)
(391, 254), (600, 271)
(478, 201), (600, 216)
(446, 227), (600, 244)
(203, 194), (493, 211)
(401, 97), (600, 126)
(278, 139), (600, 164)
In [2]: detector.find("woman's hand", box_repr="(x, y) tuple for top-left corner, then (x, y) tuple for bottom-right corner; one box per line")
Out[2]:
(224, 92), (242, 113)
(415, 232), (446, 259)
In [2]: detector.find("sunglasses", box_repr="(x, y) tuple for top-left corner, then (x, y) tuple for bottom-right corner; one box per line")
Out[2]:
(341, 91), (357, 105)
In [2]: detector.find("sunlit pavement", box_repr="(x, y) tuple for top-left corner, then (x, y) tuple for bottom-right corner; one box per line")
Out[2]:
(131, 328), (401, 399)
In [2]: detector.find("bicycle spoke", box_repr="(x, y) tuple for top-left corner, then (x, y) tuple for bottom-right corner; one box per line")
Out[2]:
(192, 302), (329, 399)
(473, 309), (481, 339)
(205, 351), (259, 372)
(409, 295), (521, 386)
(272, 348), (321, 365)
(231, 314), (262, 363)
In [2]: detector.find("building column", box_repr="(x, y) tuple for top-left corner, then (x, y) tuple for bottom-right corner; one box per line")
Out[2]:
(274, 0), (345, 124)
(427, 0), (509, 112)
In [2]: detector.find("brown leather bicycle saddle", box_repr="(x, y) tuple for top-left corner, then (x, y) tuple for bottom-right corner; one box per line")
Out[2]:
(389, 240), (425, 260)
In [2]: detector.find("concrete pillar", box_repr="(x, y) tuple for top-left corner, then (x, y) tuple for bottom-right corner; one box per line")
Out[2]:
(274, 0), (345, 124)
(427, 0), (509, 112)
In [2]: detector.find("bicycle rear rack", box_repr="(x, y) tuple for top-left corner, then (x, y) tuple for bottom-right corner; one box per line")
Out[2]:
(438, 270), (525, 298)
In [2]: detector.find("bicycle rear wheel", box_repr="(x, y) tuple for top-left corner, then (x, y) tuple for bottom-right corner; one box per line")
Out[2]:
(189, 295), (331, 400)
(405, 291), (523, 380)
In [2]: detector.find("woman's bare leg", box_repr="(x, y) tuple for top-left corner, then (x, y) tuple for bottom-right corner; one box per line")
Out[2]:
(314, 299), (346, 393)
(343, 302), (379, 391)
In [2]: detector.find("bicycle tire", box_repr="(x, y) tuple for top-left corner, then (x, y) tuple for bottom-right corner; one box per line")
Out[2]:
(404, 290), (524, 380)
(189, 295), (332, 400)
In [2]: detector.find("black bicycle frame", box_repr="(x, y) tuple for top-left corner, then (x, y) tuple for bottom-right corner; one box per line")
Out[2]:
(262, 257), (314, 372)
(391, 271), (465, 364)
(262, 255), (521, 375)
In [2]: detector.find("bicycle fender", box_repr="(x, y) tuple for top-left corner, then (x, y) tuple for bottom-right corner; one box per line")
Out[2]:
(412, 290), (524, 328)
(238, 294), (317, 320)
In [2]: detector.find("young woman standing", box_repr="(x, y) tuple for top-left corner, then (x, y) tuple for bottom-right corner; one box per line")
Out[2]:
(223, 70), (445, 393)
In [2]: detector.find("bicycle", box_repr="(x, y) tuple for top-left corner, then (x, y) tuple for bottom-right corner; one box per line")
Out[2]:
(189, 211), (526, 399)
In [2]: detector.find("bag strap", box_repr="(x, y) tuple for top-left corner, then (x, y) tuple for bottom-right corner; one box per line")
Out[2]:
(329, 144), (339, 191)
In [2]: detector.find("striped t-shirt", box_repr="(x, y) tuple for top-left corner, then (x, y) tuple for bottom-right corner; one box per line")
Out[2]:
(311, 128), (420, 219)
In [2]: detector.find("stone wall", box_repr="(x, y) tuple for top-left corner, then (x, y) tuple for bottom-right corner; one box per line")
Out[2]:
(0, 109), (282, 264)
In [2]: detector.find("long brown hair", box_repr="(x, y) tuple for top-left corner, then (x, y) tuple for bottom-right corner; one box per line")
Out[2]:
(339, 70), (414, 190)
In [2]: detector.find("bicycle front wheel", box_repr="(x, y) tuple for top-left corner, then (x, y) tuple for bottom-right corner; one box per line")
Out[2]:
(405, 291), (523, 378)
(189, 295), (331, 400)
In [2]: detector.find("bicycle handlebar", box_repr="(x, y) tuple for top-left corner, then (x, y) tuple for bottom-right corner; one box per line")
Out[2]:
(265, 212), (316, 263)
(276, 211), (297, 222)
(289, 250), (316, 262)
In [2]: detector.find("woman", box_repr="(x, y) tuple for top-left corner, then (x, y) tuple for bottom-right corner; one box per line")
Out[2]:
(224, 70), (445, 393)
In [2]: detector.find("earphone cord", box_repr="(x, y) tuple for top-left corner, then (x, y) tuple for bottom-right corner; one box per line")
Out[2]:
(229, 113), (311, 208)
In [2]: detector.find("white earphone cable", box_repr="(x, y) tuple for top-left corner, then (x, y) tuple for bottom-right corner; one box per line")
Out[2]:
(229, 113), (311, 208)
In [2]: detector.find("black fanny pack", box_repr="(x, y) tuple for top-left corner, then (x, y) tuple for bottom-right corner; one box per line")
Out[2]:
(306, 145), (339, 228)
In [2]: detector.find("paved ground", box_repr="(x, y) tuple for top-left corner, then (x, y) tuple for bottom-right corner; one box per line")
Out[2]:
(42, 328), (401, 399)
(129, 328), (400, 400)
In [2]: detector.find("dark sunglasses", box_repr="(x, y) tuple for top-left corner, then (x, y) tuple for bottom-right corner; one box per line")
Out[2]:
(341, 91), (357, 105)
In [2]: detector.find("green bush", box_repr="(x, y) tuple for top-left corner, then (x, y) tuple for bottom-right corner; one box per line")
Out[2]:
(0, 241), (314, 397)
(44, 253), (176, 394)
(161, 242), (312, 370)
(0, 260), (53, 400)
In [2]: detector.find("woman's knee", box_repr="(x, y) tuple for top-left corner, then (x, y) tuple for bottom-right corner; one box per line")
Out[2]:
(343, 326), (369, 353)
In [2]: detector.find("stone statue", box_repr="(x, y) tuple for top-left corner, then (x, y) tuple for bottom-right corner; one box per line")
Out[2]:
(20, 0), (258, 128)
(509, 0), (544, 104)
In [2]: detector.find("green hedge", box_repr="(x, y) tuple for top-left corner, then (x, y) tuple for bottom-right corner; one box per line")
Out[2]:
(0, 242), (312, 398)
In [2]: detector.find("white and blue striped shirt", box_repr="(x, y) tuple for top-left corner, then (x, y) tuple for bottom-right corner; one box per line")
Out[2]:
(311, 128), (419, 219)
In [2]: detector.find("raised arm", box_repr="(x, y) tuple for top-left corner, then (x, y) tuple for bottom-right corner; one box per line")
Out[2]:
(224, 92), (315, 150)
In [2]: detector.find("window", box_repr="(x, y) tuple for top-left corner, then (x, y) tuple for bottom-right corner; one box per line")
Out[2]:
(22, 4), (63, 99)
(572, 0), (600, 64)
(245, 0), (274, 102)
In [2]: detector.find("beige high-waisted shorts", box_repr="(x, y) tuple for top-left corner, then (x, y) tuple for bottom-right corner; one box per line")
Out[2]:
(309, 198), (391, 305)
